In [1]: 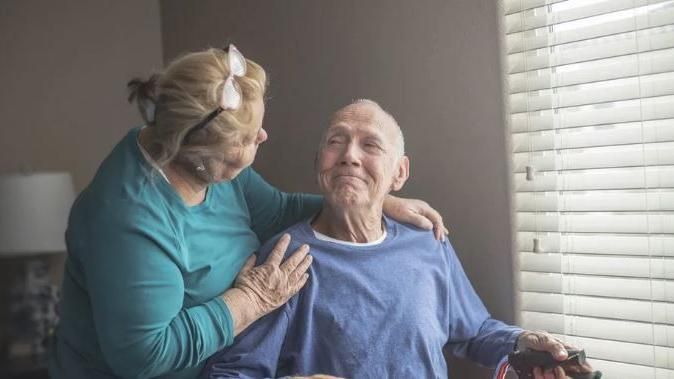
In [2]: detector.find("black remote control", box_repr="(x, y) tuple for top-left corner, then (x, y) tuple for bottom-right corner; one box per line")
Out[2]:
(508, 349), (602, 379)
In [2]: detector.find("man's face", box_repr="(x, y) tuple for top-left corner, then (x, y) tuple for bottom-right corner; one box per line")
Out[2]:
(317, 103), (408, 209)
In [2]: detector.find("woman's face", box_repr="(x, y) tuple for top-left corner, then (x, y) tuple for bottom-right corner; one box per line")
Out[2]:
(215, 96), (268, 181)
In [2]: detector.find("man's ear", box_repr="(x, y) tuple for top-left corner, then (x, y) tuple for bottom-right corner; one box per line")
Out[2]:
(391, 156), (410, 192)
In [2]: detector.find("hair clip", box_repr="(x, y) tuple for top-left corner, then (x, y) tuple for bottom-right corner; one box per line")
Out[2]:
(184, 44), (248, 142)
(220, 44), (247, 110)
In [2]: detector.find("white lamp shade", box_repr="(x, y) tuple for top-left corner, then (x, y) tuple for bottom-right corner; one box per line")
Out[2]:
(0, 172), (75, 256)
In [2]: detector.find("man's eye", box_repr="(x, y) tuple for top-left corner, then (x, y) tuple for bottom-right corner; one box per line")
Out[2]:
(365, 143), (381, 150)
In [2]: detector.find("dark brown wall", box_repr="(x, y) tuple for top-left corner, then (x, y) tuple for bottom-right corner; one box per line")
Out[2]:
(161, 1), (513, 377)
(0, 0), (162, 351)
(0, 0), (163, 190)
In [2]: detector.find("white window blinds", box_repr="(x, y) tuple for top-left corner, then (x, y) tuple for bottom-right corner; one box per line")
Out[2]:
(503, 0), (674, 377)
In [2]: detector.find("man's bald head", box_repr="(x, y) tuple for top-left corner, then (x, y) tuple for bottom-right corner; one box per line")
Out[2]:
(323, 99), (406, 159)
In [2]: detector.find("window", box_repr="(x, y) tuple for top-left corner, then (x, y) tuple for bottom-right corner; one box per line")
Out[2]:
(502, 0), (674, 377)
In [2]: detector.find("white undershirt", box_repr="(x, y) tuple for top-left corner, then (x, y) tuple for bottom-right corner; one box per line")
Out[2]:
(312, 228), (387, 247)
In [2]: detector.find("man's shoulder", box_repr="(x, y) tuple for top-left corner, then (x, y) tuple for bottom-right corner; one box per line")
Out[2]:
(386, 217), (457, 261)
(257, 218), (315, 261)
(386, 217), (439, 243)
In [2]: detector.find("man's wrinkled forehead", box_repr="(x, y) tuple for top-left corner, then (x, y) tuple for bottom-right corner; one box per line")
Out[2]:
(329, 103), (392, 136)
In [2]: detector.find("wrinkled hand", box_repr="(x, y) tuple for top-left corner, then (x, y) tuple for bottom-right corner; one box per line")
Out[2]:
(235, 233), (311, 313)
(383, 195), (448, 240)
(517, 330), (595, 379)
(222, 234), (312, 335)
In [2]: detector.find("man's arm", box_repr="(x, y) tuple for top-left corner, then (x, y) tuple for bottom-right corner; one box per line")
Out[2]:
(207, 306), (291, 379)
(442, 240), (523, 368)
(208, 234), (304, 379)
(441, 241), (596, 378)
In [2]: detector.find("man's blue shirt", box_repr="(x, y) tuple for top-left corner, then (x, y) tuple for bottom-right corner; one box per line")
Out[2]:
(207, 217), (521, 379)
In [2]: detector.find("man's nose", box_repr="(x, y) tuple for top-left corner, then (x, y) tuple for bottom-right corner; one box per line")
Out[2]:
(340, 142), (361, 166)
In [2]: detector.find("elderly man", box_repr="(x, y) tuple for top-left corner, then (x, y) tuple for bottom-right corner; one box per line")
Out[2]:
(207, 100), (583, 379)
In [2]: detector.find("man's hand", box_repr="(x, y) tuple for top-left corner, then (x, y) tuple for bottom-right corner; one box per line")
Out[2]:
(516, 330), (596, 379)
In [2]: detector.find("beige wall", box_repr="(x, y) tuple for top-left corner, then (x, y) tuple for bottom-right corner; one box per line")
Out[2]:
(0, 0), (162, 349)
(161, 1), (513, 377)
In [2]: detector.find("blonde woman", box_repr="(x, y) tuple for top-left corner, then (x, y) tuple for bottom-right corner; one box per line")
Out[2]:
(48, 45), (445, 379)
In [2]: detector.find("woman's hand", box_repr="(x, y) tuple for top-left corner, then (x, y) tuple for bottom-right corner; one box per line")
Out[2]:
(383, 195), (448, 240)
(221, 234), (312, 335)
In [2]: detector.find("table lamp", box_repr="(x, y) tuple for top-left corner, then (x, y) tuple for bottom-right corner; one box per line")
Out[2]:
(0, 172), (75, 360)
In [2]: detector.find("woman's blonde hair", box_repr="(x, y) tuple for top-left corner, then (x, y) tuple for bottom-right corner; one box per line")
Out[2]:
(127, 47), (267, 182)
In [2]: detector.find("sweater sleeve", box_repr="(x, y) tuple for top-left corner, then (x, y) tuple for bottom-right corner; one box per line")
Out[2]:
(207, 308), (291, 379)
(443, 241), (522, 368)
(82, 204), (235, 379)
(207, 235), (298, 379)
(240, 168), (322, 243)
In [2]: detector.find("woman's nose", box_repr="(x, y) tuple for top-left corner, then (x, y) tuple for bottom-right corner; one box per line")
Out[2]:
(257, 128), (268, 144)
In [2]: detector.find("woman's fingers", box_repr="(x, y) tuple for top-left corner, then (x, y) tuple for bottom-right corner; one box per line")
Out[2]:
(292, 273), (310, 293)
(429, 213), (446, 241)
(406, 198), (446, 240)
(405, 210), (434, 230)
(266, 233), (291, 266)
(290, 254), (313, 280)
(281, 244), (310, 273)
(418, 206), (445, 240)
(240, 254), (256, 273)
